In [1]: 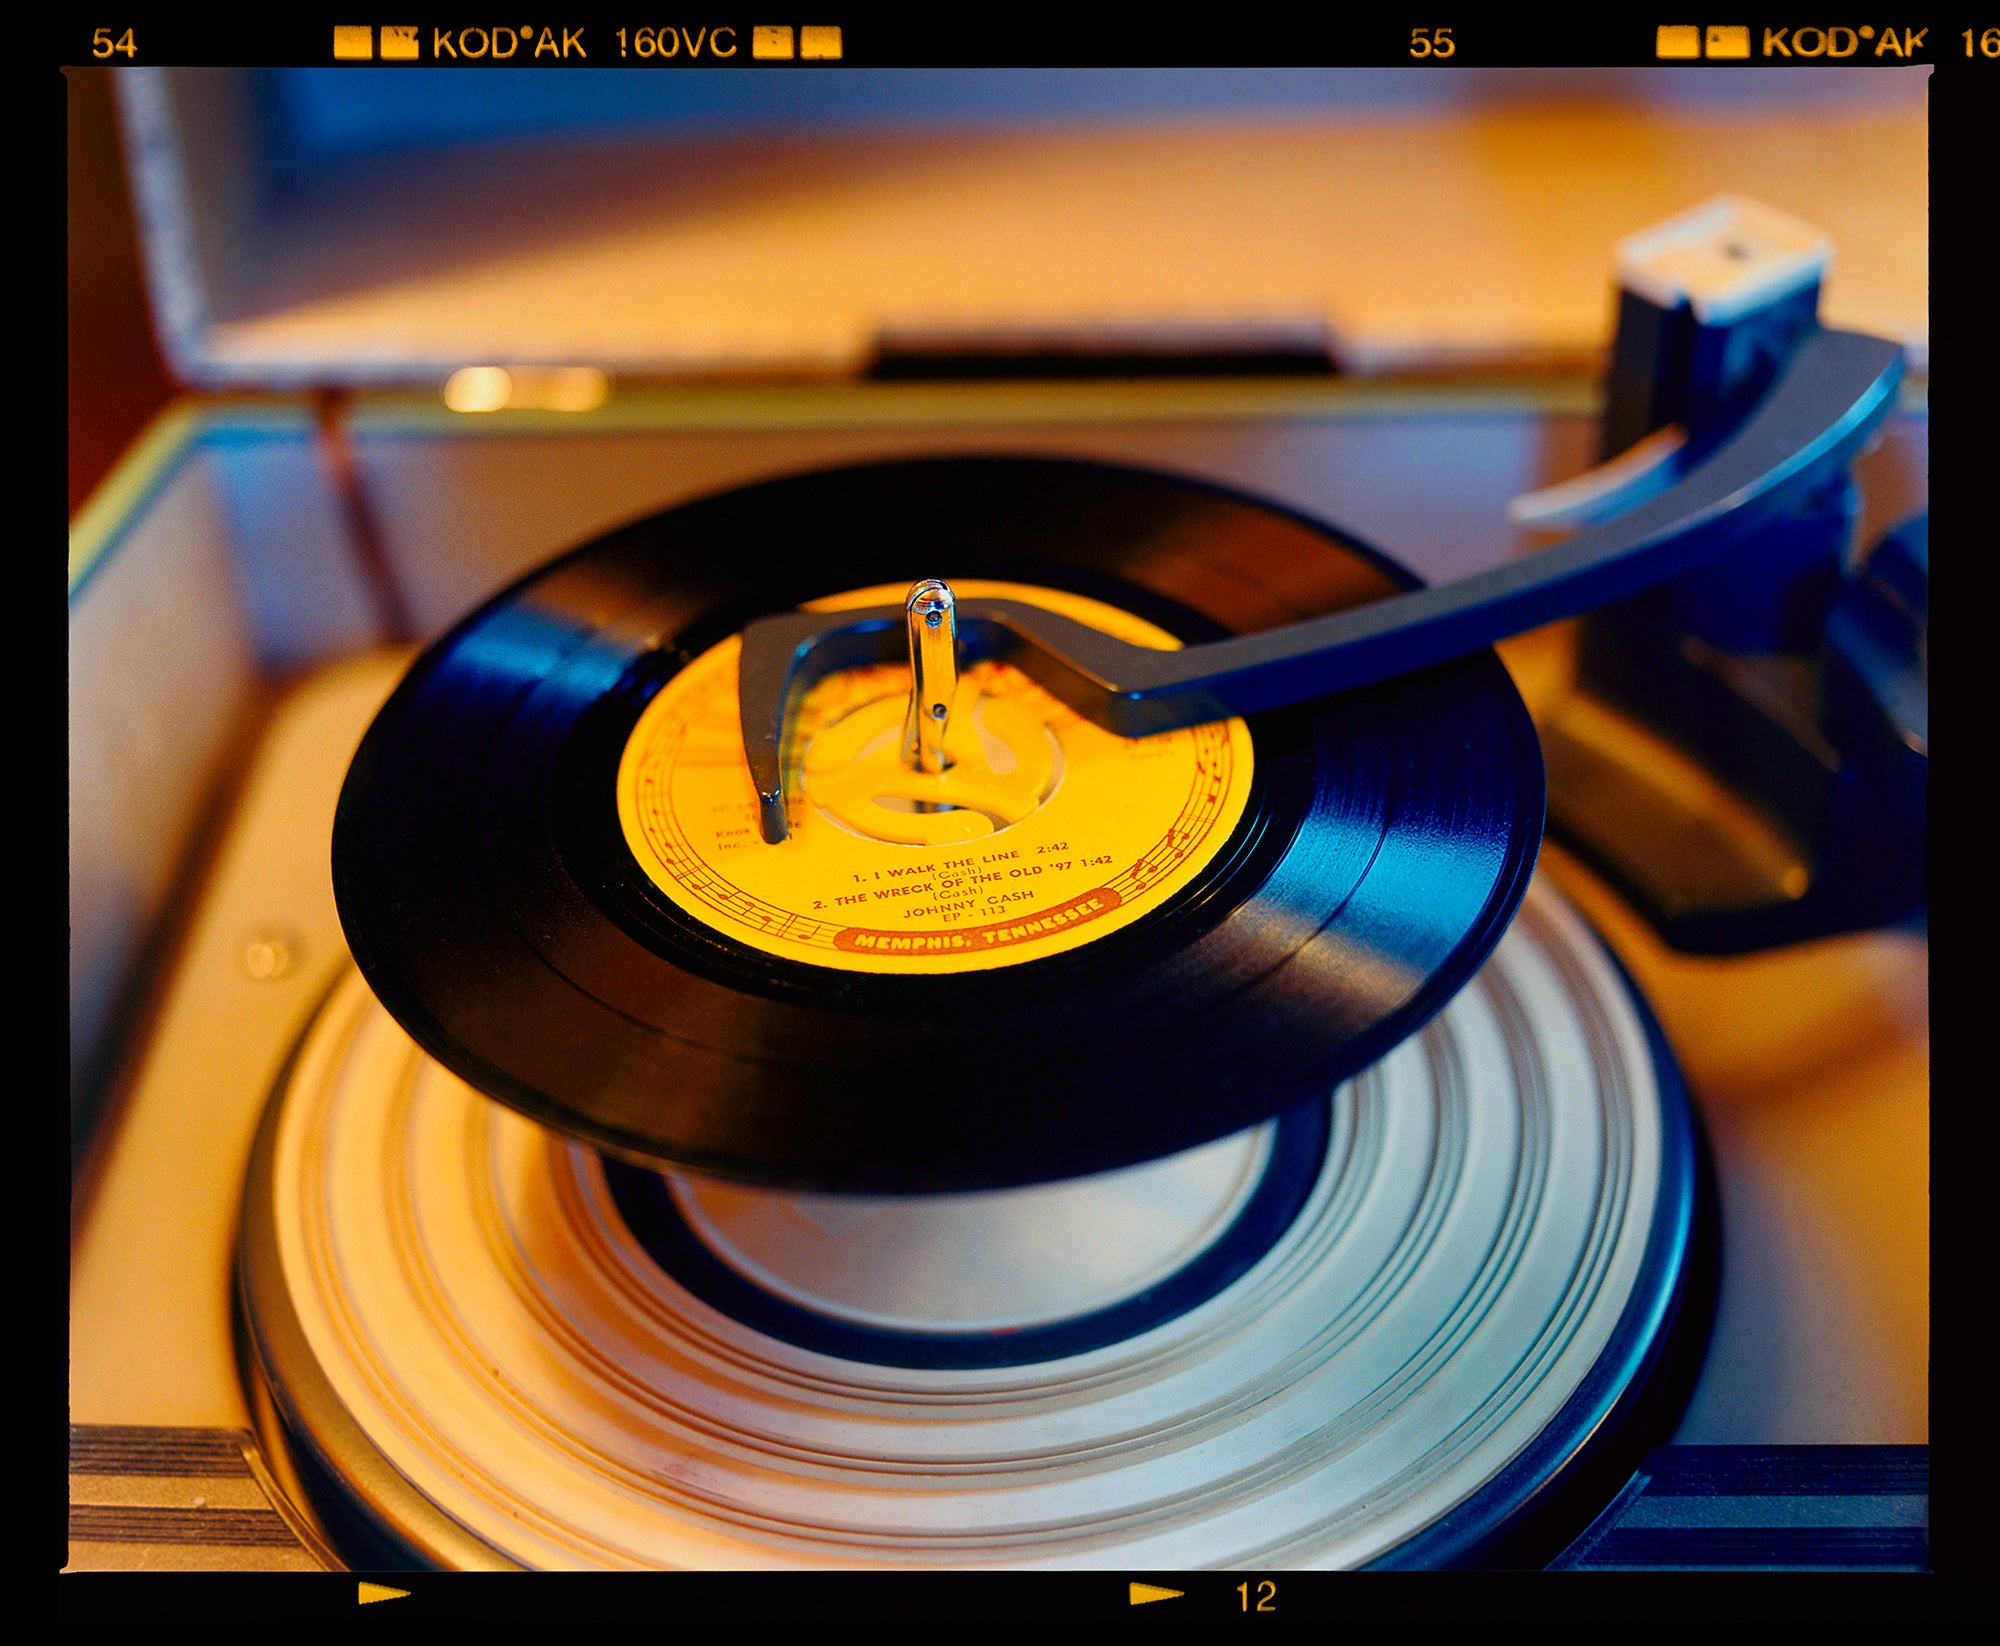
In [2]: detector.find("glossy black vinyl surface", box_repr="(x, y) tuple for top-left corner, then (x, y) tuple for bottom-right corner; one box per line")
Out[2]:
(332, 457), (1545, 1190)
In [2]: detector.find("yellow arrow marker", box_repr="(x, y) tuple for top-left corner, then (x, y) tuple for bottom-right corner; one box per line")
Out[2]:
(1129, 1582), (1185, 1605)
(358, 1582), (411, 1605)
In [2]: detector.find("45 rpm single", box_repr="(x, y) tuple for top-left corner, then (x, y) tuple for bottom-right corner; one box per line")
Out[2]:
(331, 457), (1545, 1190)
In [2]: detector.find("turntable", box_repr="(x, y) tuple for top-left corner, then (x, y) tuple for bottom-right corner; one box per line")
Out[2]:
(68, 65), (1928, 1579)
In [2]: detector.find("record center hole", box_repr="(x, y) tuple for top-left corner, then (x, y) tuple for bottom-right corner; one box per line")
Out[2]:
(800, 666), (1066, 847)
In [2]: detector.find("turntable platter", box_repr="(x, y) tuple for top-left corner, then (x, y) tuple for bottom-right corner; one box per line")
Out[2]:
(240, 876), (1700, 1570)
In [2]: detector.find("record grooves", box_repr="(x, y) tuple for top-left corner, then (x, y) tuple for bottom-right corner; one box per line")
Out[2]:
(240, 879), (1701, 1570)
(332, 457), (1546, 1191)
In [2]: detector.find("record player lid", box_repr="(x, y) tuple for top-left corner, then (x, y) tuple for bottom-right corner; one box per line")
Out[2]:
(113, 65), (1928, 392)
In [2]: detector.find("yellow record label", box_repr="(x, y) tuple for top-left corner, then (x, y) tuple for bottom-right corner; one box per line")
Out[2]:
(616, 582), (1255, 973)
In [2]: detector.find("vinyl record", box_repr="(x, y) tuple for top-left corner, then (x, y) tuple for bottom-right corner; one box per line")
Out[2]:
(332, 457), (1544, 1191)
(241, 877), (1707, 1570)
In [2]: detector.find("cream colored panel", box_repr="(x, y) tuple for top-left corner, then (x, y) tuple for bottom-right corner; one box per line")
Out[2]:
(1542, 845), (1928, 1443)
(68, 455), (259, 1115)
(69, 654), (407, 1428)
(353, 408), (1591, 636)
(201, 415), (382, 669)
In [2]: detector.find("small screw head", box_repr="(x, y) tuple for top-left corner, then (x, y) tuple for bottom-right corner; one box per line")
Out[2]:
(243, 930), (301, 981)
